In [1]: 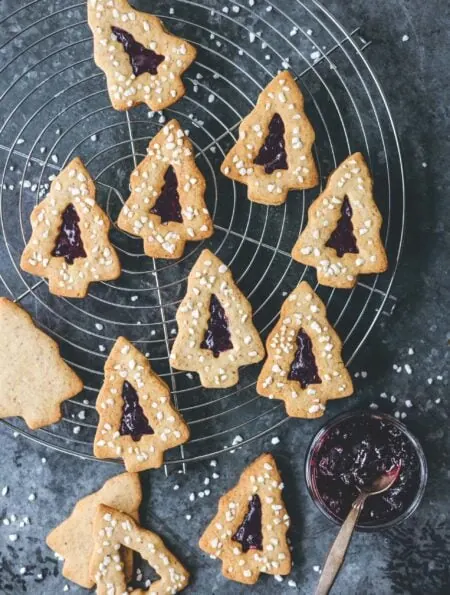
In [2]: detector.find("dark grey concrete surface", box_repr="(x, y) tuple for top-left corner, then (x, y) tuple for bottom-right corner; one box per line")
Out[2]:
(0, 0), (448, 594)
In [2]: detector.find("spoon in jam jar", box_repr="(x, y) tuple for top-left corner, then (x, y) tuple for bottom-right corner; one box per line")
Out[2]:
(315, 463), (402, 595)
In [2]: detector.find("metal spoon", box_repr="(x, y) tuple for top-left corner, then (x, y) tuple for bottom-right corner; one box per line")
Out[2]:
(314, 464), (402, 595)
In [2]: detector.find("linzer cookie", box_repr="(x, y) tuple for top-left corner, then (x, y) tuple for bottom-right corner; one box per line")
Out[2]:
(20, 157), (120, 298)
(46, 472), (141, 589)
(221, 71), (318, 205)
(199, 453), (291, 585)
(94, 336), (189, 472)
(256, 281), (353, 418)
(170, 249), (265, 388)
(88, 0), (196, 111)
(292, 153), (388, 288)
(117, 119), (213, 258)
(90, 505), (190, 594)
(0, 298), (83, 429)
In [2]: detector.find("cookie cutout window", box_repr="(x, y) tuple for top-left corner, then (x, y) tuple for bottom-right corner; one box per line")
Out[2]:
(288, 328), (322, 388)
(46, 473), (141, 589)
(256, 282), (353, 418)
(90, 505), (189, 595)
(325, 195), (359, 257)
(51, 203), (87, 264)
(292, 153), (388, 288)
(88, 0), (196, 111)
(120, 380), (155, 441)
(253, 113), (288, 174)
(0, 298), (83, 429)
(170, 249), (265, 389)
(199, 454), (291, 585)
(20, 157), (121, 298)
(94, 337), (190, 472)
(221, 71), (318, 206)
(111, 26), (165, 77)
(117, 120), (213, 259)
(232, 494), (263, 553)
(200, 294), (234, 358)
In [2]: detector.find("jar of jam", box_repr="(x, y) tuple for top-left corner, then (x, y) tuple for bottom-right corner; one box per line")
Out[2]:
(305, 410), (427, 530)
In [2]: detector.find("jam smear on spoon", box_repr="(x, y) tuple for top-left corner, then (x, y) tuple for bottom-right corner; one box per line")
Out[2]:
(232, 494), (263, 553)
(51, 203), (87, 265)
(288, 328), (322, 389)
(200, 294), (233, 358)
(254, 113), (288, 175)
(120, 380), (155, 442)
(112, 26), (165, 77)
(325, 196), (359, 257)
(150, 165), (183, 224)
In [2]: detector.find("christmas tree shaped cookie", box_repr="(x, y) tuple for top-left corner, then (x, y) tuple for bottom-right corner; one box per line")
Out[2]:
(88, 0), (196, 111)
(221, 71), (318, 205)
(170, 249), (265, 388)
(94, 336), (190, 472)
(117, 119), (213, 259)
(20, 157), (121, 298)
(90, 505), (190, 594)
(292, 153), (388, 288)
(0, 298), (83, 429)
(46, 472), (141, 589)
(199, 453), (291, 585)
(256, 282), (353, 418)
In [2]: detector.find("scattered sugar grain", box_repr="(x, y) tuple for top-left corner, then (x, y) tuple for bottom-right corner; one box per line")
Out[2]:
(271, 436), (280, 445)
(402, 34), (409, 42)
(390, 395), (397, 403)
(408, 347), (415, 355)
(212, 472), (220, 479)
(404, 364), (412, 375)
(95, 323), (104, 331)
(28, 493), (36, 502)
(288, 579), (297, 588)
(185, 514), (192, 520)
(98, 344), (106, 352)
(313, 565), (321, 572)
(435, 398), (441, 404)
(173, 484), (179, 491)
(204, 477), (210, 486)
(9, 534), (18, 542)
(210, 460), (217, 467)
(19, 567), (26, 575)
(1, 486), (8, 496)
(274, 574), (283, 582)
(130, 295), (138, 302)
(437, 375), (443, 381)
(73, 426), (81, 435)
(405, 400), (413, 408)
(189, 493), (195, 502)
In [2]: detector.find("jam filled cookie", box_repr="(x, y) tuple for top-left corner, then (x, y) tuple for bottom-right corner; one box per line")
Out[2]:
(170, 249), (265, 388)
(20, 157), (120, 298)
(199, 453), (291, 585)
(46, 472), (141, 589)
(256, 281), (353, 418)
(88, 0), (196, 111)
(0, 298), (83, 429)
(221, 70), (318, 205)
(292, 152), (388, 288)
(94, 337), (190, 472)
(90, 505), (190, 594)
(117, 119), (213, 258)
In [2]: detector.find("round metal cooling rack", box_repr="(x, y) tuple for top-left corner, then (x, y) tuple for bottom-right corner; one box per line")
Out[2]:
(0, 0), (405, 467)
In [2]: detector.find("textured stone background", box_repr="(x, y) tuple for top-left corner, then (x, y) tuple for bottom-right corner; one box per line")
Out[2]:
(0, 0), (448, 594)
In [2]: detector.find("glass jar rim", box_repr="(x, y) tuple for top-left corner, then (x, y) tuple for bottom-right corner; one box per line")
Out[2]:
(304, 409), (428, 532)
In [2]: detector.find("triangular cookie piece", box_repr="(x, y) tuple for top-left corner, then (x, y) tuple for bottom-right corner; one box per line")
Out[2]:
(90, 505), (190, 594)
(20, 157), (121, 298)
(46, 472), (141, 589)
(221, 71), (318, 205)
(256, 282), (353, 418)
(0, 298), (83, 429)
(117, 119), (213, 259)
(94, 337), (190, 472)
(292, 152), (388, 288)
(170, 249), (265, 388)
(199, 453), (291, 585)
(88, 0), (196, 111)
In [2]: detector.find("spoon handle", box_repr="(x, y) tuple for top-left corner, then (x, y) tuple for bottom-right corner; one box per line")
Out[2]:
(314, 493), (367, 595)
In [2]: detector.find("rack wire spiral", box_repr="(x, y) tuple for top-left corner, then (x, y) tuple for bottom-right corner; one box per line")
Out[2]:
(0, 0), (404, 468)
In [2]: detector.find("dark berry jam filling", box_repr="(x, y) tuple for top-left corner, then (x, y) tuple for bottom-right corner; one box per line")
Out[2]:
(232, 494), (263, 553)
(150, 165), (183, 224)
(200, 294), (233, 358)
(310, 414), (422, 525)
(253, 113), (288, 175)
(112, 26), (165, 77)
(120, 381), (154, 442)
(51, 203), (87, 265)
(288, 328), (322, 389)
(325, 196), (359, 257)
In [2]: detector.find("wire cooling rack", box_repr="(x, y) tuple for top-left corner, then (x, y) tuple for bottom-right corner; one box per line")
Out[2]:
(0, 0), (404, 467)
